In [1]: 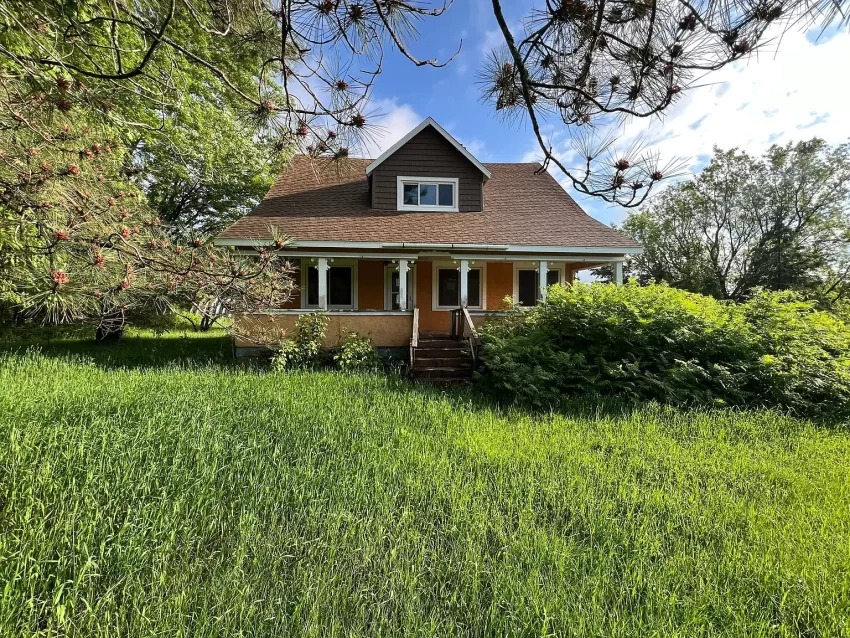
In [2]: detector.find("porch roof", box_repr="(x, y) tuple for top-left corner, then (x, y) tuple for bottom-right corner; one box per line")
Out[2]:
(217, 156), (640, 250)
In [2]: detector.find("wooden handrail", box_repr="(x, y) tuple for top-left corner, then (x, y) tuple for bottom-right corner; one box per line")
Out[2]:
(460, 306), (480, 369)
(460, 306), (479, 341)
(410, 307), (419, 372)
(411, 307), (419, 348)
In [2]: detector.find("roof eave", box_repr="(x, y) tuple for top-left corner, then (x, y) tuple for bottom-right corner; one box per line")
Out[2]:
(214, 237), (642, 254)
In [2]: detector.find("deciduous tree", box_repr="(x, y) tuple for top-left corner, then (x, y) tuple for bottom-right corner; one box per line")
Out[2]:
(617, 140), (850, 302)
(0, 113), (293, 338)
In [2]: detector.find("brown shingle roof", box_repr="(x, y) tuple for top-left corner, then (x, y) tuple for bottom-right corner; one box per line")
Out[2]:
(217, 155), (640, 248)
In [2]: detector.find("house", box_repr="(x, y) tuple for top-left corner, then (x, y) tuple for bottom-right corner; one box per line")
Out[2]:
(215, 117), (641, 371)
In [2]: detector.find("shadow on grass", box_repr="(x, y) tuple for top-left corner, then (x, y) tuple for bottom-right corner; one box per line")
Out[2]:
(0, 326), (246, 371)
(1, 325), (653, 421)
(0, 326), (687, 423)
(393, 373), (651, 424)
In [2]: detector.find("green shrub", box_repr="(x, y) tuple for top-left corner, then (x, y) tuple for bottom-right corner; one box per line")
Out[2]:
(271, 313), (329, 370)
(478, 283), (850, 418)
(334, 331), (380, 371)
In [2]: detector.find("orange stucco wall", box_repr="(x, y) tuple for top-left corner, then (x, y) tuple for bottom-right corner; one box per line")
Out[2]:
(413, 259), (515, 332)
(358, 260), (385, 310)
(414, 259), (443, 333)
(486, 262), (513, 310)
(266, 257), (563, 334)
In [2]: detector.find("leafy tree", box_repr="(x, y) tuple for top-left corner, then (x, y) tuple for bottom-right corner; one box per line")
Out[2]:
(0, 111), (293, 338)
(134, 98), (284, 239)
(618, 140), (850, 302)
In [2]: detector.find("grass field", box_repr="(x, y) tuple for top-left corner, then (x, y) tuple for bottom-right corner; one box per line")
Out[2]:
(1, 330), (848, 636)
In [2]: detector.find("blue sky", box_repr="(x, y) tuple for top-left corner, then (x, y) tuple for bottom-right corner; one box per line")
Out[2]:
(362, 2), (850, 227)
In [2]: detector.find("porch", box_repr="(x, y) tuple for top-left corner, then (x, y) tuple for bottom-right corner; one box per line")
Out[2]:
(233, 249), (630, 352)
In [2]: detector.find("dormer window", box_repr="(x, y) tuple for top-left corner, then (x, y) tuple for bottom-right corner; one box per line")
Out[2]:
(397, 176), (459, 212)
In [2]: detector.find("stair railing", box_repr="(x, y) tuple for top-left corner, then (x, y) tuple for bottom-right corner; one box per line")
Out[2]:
(409, 307), (419, 371)
(460, 306), (480, 369)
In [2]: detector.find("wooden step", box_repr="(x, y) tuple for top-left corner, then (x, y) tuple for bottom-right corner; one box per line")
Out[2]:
(412, 332), (474, 383)
(413, 366), (474, 379)
(414, 356), (473, 369)
(414, 347), (468, 359)
(417, 339), (462, 348)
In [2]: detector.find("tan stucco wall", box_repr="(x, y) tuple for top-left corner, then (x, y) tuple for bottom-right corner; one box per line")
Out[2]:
(234, 313), (412, 348)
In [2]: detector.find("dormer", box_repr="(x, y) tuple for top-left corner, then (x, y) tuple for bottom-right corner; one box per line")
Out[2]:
(366, 117), (491, 212)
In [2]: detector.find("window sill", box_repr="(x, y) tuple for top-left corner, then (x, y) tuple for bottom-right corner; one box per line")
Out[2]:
(398, 206), (459, 213)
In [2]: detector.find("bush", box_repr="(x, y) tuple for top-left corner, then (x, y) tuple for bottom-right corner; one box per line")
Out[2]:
(334, 331), (380, 371)
(271, 313), (329, 370)
(478, 283), (850, 418)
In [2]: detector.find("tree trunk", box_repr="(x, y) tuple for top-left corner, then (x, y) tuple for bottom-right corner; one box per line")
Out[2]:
(95, 306), (126, 342)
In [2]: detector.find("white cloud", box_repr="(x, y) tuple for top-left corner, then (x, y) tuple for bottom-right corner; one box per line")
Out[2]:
(613, 28), (850, 173)
(362, 98), (422, 158)
(460, 138), (488, 159)
(518, 27), (850, 223)
(479, 28), (505, 56)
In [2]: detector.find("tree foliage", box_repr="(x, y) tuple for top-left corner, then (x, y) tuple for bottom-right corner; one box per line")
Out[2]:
(0, 109), (293, 336)
(481, 0), (845, 205)
(619, 139), (850, 302)
(2, 0), (844, 209)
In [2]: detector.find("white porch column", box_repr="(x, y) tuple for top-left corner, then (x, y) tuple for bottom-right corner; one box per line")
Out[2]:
(538, 260), (548, 302)
(398, 259), (409, 311)
(317, 257), (328, 309)
(459, 259), (470, 308)
(613, 261), (624, 286)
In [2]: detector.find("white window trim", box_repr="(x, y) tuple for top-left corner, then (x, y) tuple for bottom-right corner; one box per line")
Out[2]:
(432, 261), (486, 311)
(513, 261), (565, 306)
(397, 176), (459, 212)
(383, 263), (416, 311)
(301, 258), (359, 309)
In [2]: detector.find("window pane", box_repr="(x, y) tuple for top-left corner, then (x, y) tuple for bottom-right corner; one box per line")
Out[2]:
(438, 183), (454, 207)
(419, 184), (437, 206)
(403, 184), (418, 205)
(328, 266), (352, 306)
(547, 270), (560, 287)
(390, 271), (400, 310)
(438, 269), (458, 307)
(468, 269), (481, 307)
(517, 269), (537, 306)
(307, 265), (318, 305)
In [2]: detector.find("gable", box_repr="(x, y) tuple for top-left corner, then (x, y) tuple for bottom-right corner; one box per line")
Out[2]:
(366, 117), (491, 179)
(370, 126), (485, 211)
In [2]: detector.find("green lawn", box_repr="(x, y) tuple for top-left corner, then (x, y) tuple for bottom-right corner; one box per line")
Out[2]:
(1, 331), (848, 636)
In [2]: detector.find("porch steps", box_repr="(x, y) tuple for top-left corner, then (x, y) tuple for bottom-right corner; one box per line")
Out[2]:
(412, 336), (474, 383)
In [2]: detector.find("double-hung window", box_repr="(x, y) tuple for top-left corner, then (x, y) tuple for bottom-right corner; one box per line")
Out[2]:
(516, 268), (561, 306)
(397, 176), (458, 212)
(305, 262), (355, 308)
(435, 266), (482, 309)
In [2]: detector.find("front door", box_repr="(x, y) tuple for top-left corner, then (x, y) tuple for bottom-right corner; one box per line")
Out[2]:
(384, 265), (414, 310)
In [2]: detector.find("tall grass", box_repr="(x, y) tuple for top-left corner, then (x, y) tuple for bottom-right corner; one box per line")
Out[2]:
(0, 334), (848, 636)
